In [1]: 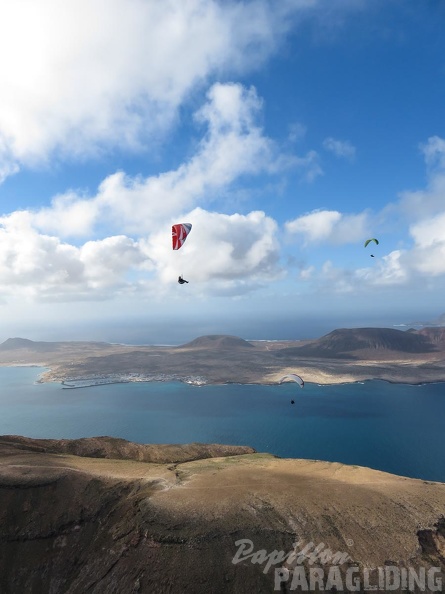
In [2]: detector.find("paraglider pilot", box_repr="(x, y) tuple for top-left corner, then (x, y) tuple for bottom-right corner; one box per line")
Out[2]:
(178, 276), (189, 284)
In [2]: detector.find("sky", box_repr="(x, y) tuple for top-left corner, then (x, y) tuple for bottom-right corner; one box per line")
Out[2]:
(0, 0), (444, 343)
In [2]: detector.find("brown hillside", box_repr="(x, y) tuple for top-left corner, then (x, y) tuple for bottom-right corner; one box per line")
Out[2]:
(274, 327), (437, 359)
(410, 327), (445, 348)
(177, 334), (254, 349)
(0, 435), (255, 464)
(0, 337), (110, 353)
(0, 436), (444, 593)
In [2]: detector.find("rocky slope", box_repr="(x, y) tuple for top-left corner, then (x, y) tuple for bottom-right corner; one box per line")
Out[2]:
(0, 436), (444, 593)
(0, 435), (255, 464)
(274, 327), (438, 359)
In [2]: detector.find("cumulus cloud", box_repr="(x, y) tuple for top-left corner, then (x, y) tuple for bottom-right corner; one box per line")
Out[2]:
(0, 83), (290, 300)
(29, 83), (272, 236)
(365, 135), (445, 285)
(34, 192), (99, 237)
(297, 209), (445, 295)
(358, 216), (445, 288)
(0, 0), (342, 180)
(399, 136), (445, 219)
(32, 82), (317, 238)
(285, 209), (369, 245)
(278, 135), (445, 295)
(322, 137), (356, 160)
(0, 211), (147, 300)
(0, 205), (282, 300)
(144, 207), (282, 289)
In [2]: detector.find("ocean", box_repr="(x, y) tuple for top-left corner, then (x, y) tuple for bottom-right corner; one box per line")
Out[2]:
(1, 366), (444, 482)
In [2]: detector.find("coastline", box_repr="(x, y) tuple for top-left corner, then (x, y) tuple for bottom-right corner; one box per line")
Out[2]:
(32, 368), (445, 388)
(1, 332), (445, 388)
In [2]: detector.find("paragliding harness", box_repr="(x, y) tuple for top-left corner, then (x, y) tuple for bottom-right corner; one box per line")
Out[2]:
(178, 276), (189, 284)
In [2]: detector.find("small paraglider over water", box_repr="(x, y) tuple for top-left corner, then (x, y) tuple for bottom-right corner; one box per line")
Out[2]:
(280, 374), (304, 405)
(280, 374), (304, 388)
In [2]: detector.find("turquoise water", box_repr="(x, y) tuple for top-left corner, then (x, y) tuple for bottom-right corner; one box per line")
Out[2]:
(1, 367), (444, 482)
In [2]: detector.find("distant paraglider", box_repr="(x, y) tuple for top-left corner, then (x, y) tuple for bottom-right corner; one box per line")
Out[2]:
(178, 276), (189, 284)
(364, 238), (379, 257)
(280, 374), (304, 404)
(280, 374), (304, 388)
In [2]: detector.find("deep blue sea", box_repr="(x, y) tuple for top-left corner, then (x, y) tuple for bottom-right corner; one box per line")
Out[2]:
(1, 366), (444, 482)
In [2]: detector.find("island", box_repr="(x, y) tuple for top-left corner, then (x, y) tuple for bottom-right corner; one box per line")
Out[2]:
(1, 327), (445, 386)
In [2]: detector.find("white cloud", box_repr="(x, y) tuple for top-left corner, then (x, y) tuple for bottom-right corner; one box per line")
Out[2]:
(79, 236), (147, 289)
(0, 205), (282, 300)
(27, 83), (277, 237)
(410, 212), (445, 249)
(322, 137), (356, 160)
(288, 122), (307, 143)
(296, 150), (323, 182)
(31, 82), (316, 238)
(0, 211), (148, 300)
(262, 135), (445, 295)
(0, 0), (340, 180)
(143, 207), (282, 288)
(0, 79), (309, 302)
(402, 213), (445, 277)
(300, 209), (445, 293)
(299, 265), (314, 280)
(285, 209), (369, 244)
(0, 81), (289, 300)
(398, 136), (445, 218)
(368, 136), (445, 283)
(34, 192), (99, 237)
(422, 135), (445, 171)
(286, 210), (340, 242)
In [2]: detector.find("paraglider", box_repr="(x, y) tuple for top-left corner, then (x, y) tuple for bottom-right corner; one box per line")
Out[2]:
(364, 238), (379, 257)
(280, 374), (305, 388)
(280, 374), (304, 404)
(172, 223), (192, 284)
(172, 223), (192, 250)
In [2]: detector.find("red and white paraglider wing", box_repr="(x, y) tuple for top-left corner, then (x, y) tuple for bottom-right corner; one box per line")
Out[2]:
(172, 223), (192, 250)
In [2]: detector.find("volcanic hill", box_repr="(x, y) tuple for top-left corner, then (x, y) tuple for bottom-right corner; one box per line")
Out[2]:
(274, 327), (438, 359)
(176, 334), (254, 349)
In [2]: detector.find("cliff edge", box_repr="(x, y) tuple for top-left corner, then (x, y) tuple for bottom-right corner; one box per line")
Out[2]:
(0, 436), (444, 593)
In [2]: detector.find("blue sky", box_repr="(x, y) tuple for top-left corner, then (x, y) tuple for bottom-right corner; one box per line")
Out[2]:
(0, 0), (444, 343)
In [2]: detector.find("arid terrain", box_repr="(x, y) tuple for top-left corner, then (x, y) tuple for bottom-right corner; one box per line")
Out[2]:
(1, 330), (445, 592)
(1, 327), (445, 386)
(0, 435), (444, 593)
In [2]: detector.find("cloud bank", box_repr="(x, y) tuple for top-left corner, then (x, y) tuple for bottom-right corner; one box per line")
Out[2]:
(0, 83), (289, 300)
(0, 0), (333, 181)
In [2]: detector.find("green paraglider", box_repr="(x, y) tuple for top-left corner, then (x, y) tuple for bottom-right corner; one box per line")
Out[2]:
(364, 238), (379, 257)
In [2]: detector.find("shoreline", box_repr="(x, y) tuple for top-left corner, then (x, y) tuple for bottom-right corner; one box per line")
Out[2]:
(1, 329), (445, 391)
(30, 370), (445, 389)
